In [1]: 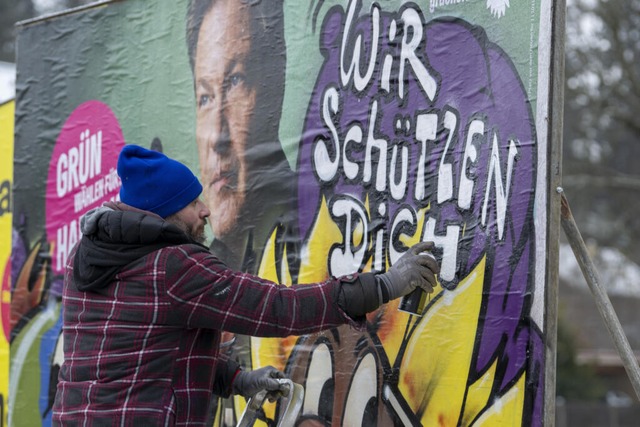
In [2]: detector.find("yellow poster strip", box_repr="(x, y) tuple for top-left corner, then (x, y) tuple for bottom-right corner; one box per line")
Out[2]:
(0, 99), (14, 427)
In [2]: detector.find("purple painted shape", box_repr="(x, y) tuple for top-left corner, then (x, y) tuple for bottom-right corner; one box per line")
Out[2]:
(11, 220), (27, 291)
(297, 5), (542, 425)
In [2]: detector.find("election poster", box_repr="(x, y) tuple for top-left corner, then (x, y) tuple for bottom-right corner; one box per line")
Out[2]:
(0, 99), (13, 427)
(11, 0), (561, 425)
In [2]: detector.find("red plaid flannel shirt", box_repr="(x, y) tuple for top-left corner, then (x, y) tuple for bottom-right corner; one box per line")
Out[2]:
(52, 243), (360, 426)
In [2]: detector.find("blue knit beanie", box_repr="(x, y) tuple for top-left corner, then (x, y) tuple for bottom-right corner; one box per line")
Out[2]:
(117, 145), (203, 218)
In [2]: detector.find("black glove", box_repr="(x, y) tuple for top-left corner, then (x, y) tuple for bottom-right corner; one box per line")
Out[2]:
(377, 241), (439, 301)
(232, 366), (286, 399)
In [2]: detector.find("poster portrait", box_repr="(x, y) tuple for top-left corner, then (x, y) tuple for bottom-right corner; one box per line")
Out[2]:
(10, 0), (561, 425)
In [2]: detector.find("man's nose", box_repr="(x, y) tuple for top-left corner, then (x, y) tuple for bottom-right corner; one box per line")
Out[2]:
(213, 127), (232, 156)
(209, 104), (232, 156)
(199, 200), (211, 218)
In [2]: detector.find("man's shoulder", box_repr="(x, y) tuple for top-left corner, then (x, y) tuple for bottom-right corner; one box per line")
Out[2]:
(162, 242), (210, 256)
(161, 242), (228, 270)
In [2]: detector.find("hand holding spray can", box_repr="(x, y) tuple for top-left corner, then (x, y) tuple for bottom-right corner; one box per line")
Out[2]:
(398, 250), (439, 316)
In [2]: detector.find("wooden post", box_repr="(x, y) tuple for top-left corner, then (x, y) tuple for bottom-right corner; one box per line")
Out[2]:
(560, 191), (640, 401)
(544, 0), (567, 423)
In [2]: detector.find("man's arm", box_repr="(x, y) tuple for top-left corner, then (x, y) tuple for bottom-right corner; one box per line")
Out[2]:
(163, 244), (366, 336)
(163, 242), (438, 336)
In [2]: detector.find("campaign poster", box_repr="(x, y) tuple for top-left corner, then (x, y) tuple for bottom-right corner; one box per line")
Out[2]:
(12, 0), (560, 425)
(0, 99), (14, 427)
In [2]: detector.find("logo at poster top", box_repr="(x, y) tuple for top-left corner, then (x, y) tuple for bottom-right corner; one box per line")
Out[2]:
(46, 100), (124, 274)
(486, 0), (510, 18)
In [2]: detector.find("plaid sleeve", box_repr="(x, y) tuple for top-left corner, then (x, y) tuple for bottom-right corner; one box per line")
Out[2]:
(162, 245), (363, 336)
(212, 355), (240, 398)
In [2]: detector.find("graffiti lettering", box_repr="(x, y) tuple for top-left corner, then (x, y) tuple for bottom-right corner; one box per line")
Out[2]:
(340, 0), (437, 101)
(329, 196), (369, 276)
(329, 199), (461, 282)
(316, 88), (519, 251)
(483, 135), (518, 240)
(0, 180), (10, 216)
(458, 118), (485, 210)
(56, 129), (102, 197)
(363, 100), (387, 192)
(304, 1), (527, 287)
(421, 217), (460, 282)
(340, 0), (378, 92)
(388, 206), (417, 263)
(396, 6), (437, 101)
(387, 207), (459, 283)
(434, 110), (456, 203)
(314, 86), (341, 182)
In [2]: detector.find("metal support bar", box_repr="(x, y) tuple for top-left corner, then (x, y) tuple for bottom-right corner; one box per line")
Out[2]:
(560, 190), (640, 401)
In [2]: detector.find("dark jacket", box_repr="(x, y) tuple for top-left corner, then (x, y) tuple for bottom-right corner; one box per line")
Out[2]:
(52, 204), (378, 426)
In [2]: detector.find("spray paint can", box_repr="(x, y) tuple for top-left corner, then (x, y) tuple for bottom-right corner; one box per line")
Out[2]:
(398, 251), (437, 316)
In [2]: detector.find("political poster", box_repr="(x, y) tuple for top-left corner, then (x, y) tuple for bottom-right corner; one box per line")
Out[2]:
(12, 0), (560, 425)
(0, 99), (14, 427)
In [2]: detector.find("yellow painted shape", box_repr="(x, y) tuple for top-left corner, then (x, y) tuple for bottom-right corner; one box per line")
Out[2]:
(279, 240), (292, 286)
(377, 205), (444, 369)
(298, 196), (342, 283)
(257, 227), (281, 284)
(399, 257), (486, 426)
(251, 224), (299, 366)
(254, 227), (298, 420)
(473, 371), (526, 426)
(461, 360), (498, 426)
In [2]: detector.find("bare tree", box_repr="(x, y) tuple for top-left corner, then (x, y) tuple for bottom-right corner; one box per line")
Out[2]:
(0, 0), (35, 62)
(0, 0), (95, 63)
(563, 0), (640, 262)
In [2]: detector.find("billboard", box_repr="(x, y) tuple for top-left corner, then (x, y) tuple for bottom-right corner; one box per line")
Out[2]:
(12, 0), (561, 425)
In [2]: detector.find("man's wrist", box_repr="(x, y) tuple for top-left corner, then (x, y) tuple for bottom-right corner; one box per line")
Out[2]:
(375, 274), (391, 304)
(335, 272), (381, 317)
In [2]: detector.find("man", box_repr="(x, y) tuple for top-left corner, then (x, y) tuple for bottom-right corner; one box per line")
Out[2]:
(186, 0), (293, 274)
(52, 145), (439, 425)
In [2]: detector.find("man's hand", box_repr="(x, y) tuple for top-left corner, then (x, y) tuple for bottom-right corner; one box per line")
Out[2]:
(232, 366), (287, 399)
(377, 241), (440, 301)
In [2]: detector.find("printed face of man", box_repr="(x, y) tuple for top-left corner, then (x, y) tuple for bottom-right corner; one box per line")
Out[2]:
(194, 0), (257, 239)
